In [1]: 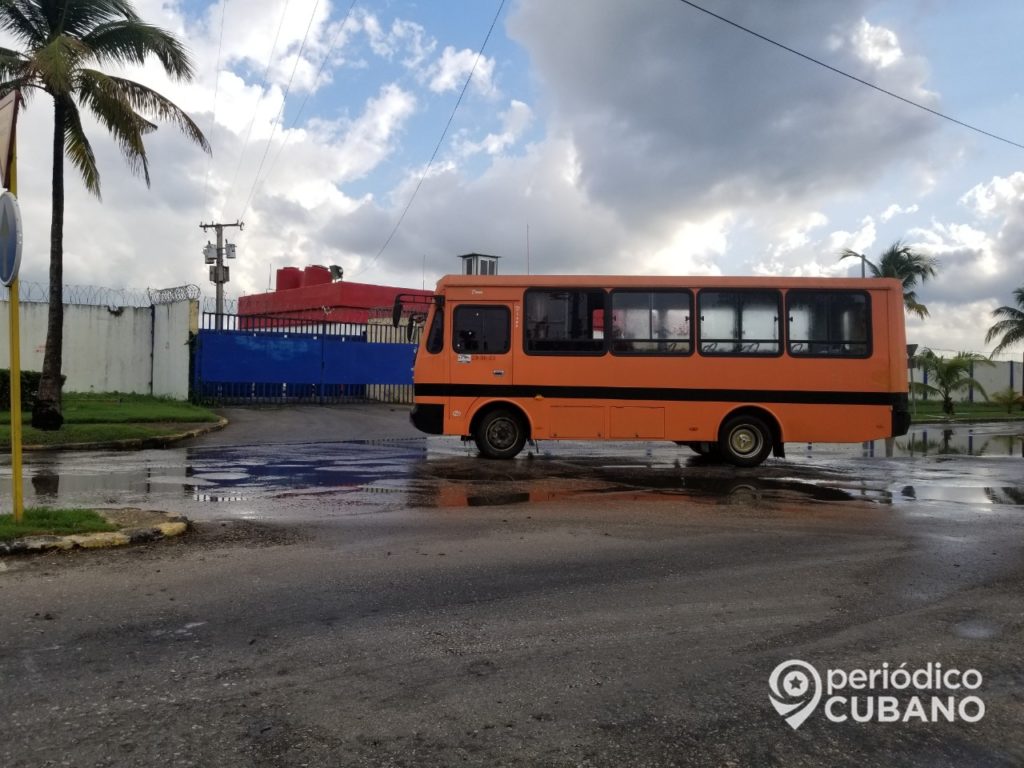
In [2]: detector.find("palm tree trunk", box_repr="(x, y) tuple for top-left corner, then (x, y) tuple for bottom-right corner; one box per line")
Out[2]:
(31, 97), (66, 430)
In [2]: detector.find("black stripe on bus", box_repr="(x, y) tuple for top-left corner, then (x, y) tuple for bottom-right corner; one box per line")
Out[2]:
(414, 383), (905, 407)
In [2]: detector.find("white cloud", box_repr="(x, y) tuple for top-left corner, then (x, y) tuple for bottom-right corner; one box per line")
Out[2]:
(961, 171), (1024, 218)
(641, 215), (732, 276)
(906, 299), (1001, 354)
(455, 100), (533, 157)
(828, 217), (878, 258)
(881, 203), (919, 222)
(427, 46), (496, 96)
(851, 18), (904, 68)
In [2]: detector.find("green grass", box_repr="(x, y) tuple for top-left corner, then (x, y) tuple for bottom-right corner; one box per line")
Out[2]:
(52, 393), (218, 424)
(910, 399), (1024, 423)
(0, 393), (219, 449)
(0, 507), (117, 541)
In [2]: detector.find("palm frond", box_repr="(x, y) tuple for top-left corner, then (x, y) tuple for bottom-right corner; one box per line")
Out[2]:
(0, 77), (30, 100)
(83, 71), (210, 153)
(985, 286), (1024, 354)
(58, 0), (139, 37)
(904, 293), (929, 318)
(837, 250), (882, 277)
(75, 68), (151, 185)
(28, 34), (88, 94)
(82, 21), (194, 80)
(0, 0), (49, 47)
(60, 95), (100, 196)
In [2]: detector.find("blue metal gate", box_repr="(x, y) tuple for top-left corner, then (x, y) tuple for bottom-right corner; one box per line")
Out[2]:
(192, 313), (416, 403)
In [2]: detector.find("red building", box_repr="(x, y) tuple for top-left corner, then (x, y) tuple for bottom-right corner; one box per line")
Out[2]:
(238, 265), (433, 324)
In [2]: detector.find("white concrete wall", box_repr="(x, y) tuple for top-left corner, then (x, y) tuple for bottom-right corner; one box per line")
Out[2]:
(0, 299), (196, 398)
(911, 358), (1023, 402)
(152, 301), (197, 398)
(971, 360), (1023, 400)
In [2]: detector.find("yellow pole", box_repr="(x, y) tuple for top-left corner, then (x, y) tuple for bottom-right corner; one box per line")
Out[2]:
(8, 143), (22, 522)
(9, 279), (22, 522)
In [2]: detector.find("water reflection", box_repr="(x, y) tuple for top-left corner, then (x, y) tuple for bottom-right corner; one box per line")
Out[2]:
(846, 426), (1024, 459)
(0, 428), (1021, 518)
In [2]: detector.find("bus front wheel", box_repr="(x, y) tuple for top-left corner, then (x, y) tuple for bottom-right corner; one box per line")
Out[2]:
(718, 414), (772, 468)
(474, 409), (527, 460)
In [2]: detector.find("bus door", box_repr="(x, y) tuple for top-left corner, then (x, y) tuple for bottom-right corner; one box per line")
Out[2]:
(449, 302), (515, 398)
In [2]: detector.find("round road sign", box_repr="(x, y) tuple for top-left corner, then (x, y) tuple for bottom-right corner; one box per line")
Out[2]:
(0, 191), (22, 286)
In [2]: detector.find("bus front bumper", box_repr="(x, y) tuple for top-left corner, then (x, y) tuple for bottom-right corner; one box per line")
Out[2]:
(892, 396), (911, 437)
(411, 404), (444, 435)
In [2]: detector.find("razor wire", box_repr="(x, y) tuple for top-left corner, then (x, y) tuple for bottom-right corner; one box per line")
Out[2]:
(148, 285), (202, 305)
(0, 281), (232, 311)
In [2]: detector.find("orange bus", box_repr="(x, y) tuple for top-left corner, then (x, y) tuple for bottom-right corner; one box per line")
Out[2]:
(396, 275), (911, 466)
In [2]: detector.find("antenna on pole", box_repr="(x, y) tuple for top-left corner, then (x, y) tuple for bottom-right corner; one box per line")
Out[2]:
(526, 223), (531, 275)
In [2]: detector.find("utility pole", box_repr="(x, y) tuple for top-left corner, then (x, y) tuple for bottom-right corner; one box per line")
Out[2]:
(199, 220), (243, 330)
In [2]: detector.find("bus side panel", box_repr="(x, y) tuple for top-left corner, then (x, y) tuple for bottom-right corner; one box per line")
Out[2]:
(767, 403), (895, 443)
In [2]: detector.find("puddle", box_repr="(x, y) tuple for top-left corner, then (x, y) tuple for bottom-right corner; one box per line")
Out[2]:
(0, 427), (1021, 518)
(800, 425), (1024, 459)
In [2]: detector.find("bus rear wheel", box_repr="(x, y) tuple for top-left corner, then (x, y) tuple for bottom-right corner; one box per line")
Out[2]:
(474, 409), (527, 460)
(718, 414), (772, 468)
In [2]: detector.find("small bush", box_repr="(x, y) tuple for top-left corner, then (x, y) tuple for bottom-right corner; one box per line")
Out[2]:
(0, 370), (66, 411)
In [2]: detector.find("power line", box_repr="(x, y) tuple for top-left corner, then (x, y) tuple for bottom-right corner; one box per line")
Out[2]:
(237, 0), (322, 222)
(202, 0), (229, 214)
(254, 0), (360, 202)
(220, 0), (293, 218)
(352, 0), (508, 279)
(677, 0), (1024, 152)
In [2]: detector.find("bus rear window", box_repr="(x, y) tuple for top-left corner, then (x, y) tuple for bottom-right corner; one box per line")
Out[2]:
(698, 290), (781, 355)
(525, 289), (606, 354)
(787, 291), (870, 357)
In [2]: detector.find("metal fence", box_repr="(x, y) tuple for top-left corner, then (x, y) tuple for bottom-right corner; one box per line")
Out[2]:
(192, 312), (419, 405)
(199, 309), (422, 343)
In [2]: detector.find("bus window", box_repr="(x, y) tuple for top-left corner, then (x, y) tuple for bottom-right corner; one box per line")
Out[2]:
(698, 290), (781, 355)
(453, 305), (510, 354)
(611, 290), (692, 354)
(525, 289), (606, 354)
(425, 305), (445, 353)
(787, 291), (870, 357)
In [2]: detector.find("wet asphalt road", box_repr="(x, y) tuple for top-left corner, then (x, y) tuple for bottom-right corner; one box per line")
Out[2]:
(0, 406), (1023, 767)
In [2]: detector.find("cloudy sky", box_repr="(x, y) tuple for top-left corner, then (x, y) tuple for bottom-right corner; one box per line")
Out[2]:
(8, 0), (1024, 354)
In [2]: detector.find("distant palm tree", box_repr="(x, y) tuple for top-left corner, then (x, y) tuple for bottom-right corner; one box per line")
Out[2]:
(990, 387), (1024, 414)
(985, 285), (1024, 355)
(912, 349), (993, 415)
(839, 240), (938, 318)
(0, 0), (210, 430)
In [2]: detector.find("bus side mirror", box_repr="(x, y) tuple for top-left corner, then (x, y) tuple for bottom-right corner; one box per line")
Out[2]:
(392, 298), (403, 327)
(406, 312), (426, 341)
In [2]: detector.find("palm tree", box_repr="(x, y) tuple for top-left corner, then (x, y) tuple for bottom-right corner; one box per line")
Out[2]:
(912, 349), (993, 416)
(990, 387), (1024, 414)
(839, 240), (938, 318)
(985, 285), (1024, 356)
(0, 0), (210, 429)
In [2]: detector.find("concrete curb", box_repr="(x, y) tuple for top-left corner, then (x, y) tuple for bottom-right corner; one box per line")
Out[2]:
(0, 510), (190, 556)
(22, 416), (229, 453)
